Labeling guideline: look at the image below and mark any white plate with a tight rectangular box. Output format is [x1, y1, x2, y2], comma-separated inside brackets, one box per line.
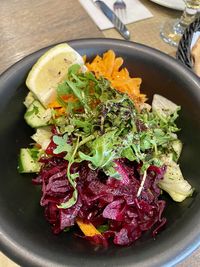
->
[150, 0, 185, 11]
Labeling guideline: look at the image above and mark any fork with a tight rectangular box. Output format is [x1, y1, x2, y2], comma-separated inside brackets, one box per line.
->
[113, 0, 126, 21]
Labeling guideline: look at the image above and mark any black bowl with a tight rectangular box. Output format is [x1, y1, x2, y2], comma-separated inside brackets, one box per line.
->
[0, 38, 200, 267]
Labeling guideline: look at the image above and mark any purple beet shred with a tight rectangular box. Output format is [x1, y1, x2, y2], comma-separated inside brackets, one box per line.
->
[33, 156, 167, 246]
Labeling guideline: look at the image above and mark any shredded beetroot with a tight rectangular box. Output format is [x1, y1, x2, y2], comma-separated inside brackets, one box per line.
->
[33, 157, 167, 246]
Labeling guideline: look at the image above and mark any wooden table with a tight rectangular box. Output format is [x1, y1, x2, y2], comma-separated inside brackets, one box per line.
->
[0, 0, 199, 266]
[0, 0, 179, 74]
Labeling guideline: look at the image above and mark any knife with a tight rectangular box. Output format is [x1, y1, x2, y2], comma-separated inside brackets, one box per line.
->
[93, 0, 130, 40]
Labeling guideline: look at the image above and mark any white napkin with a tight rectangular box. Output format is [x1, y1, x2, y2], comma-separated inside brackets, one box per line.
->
[79, 0, 153, 30]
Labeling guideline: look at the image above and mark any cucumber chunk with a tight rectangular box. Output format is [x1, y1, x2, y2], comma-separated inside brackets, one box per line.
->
[18, 148, 41, 173]
[24, 100, 52, 128]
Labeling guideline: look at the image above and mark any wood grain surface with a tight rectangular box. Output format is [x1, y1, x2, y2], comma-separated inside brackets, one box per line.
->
[0, 0, 200, 266]
[0, 0, 103, 74]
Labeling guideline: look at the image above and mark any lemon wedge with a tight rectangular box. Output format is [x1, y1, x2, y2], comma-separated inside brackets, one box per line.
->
[26, 43, 85, 107]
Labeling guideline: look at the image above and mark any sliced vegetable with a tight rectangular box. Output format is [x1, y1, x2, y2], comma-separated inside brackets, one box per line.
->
[31, 126, 52, 150]
[76, 219, 102, 237]
[152, 94, 179, 118]
[159, 156, 193, 202]
[24, 100, 52, 128]
[171, 139, 182, 161]
[18, 148, 41, 173]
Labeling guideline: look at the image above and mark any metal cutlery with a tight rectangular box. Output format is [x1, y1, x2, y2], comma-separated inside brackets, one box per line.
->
[93, 0, 130, 40]
[113, 0, 127, 20]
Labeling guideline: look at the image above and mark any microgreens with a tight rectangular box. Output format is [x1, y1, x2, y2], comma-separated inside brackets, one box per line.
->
[52, 64, 181, 209]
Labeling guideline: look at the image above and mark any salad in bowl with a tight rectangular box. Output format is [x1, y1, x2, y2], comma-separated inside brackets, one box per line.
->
[18, 43, 193, 247]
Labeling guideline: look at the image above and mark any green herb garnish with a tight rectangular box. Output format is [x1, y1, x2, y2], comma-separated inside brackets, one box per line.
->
[52, 64, 181, 208]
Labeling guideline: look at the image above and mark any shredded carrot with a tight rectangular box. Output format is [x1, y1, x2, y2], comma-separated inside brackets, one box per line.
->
[48, 50, 146, 111]
[76, 219, 101, 237]
[34, 143, 41, 149]
[47, 94, 78, 116]
[48, 100, 62, 109]
[86, 50, 147, 105]
[62, 94, 78, 102]
[54, 107, 66, 116]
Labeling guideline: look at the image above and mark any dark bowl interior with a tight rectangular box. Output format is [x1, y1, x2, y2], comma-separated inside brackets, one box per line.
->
[0, 38, 200, 267]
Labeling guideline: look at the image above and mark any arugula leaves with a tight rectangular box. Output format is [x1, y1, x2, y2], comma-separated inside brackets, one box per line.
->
[52, 63, 181, 209]
[79, 130, 119, 169]
[53, 134, 72, 155]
